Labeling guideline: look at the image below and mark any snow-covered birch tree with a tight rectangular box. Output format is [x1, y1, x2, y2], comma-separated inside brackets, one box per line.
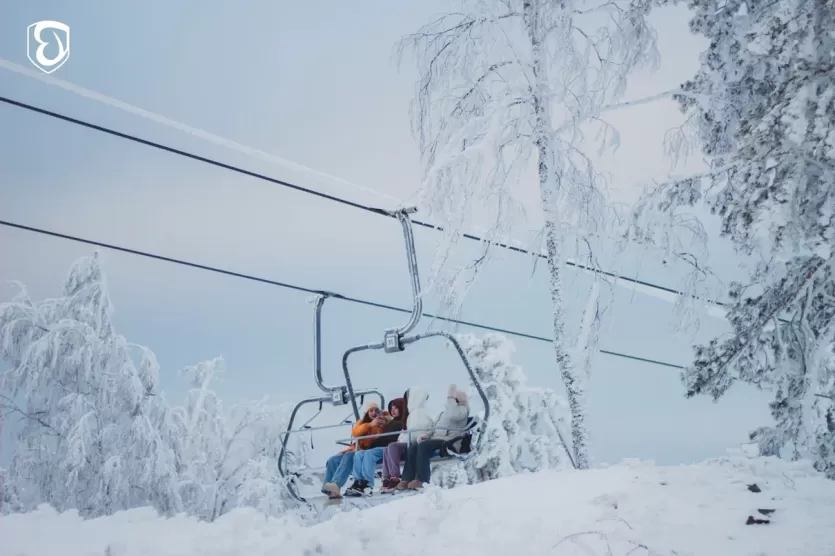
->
[0, 252, 179, 516]
[568, 280, 603, 463]
[398, 0, 659, 468]
[634, 0, 835, 476]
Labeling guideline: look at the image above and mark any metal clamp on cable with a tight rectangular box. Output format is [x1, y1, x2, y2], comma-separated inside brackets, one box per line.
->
[383, 328, 404, 353]
[329, 386, 348, 406]
[379, 206, 418, 217]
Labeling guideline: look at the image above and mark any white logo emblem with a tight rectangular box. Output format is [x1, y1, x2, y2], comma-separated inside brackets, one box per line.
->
[27, 20, 71, 74]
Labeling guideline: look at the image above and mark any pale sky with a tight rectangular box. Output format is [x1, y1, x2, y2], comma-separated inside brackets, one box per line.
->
[0, 1, 773, 468]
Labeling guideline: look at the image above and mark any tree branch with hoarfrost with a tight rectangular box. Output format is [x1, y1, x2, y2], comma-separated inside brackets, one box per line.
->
[625, 176, 728, 334]
[397, 0, 660, 469]
[636, 0, 835, 477]
[170, 357, 302, 521]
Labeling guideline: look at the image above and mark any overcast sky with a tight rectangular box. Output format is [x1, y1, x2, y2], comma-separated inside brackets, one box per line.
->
[0, 1, 772, 468]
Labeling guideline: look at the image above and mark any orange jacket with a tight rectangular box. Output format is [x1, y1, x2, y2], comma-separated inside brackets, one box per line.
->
[340, 417, 387, 453]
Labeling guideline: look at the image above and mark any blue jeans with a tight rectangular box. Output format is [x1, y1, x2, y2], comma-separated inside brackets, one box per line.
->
[401, 439, 445, 483]
[323, 451, 355, 488]
[353, 447, 385, 487]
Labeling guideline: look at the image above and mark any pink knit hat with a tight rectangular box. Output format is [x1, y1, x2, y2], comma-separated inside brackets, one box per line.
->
[448, 383, 469, 404]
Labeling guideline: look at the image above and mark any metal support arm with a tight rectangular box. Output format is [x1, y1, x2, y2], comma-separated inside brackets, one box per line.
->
[311, 294, 353, 405]
[383, 207, 423, 353]
[341, 343, 386, 420]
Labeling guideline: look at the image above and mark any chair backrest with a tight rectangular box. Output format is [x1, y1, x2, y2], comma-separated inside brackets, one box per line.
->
[458, 416, 480, 454]
[440, 415, 480, 457]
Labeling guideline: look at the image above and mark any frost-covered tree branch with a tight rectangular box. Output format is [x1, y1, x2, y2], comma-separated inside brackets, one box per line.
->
[625, 178, 729, 333]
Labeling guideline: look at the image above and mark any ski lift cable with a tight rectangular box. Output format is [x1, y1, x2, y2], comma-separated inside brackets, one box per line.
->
[0, 95, 720, 306]
[0, 57, 401, 206]
[0, 218, 686, 371]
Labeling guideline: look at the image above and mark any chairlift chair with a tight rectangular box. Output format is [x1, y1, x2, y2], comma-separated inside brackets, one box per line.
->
[339, 209, 490, 466]
[277, 207, 491, 504]
[276, 293, 386, 502]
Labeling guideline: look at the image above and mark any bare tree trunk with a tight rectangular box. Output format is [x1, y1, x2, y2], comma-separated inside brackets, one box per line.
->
[524, 0, 589, 469]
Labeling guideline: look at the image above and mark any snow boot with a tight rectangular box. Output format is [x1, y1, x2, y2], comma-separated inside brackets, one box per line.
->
[322, 482, 341, 499]
[345, 479, 371, 497]
[380, 478, 399, 494]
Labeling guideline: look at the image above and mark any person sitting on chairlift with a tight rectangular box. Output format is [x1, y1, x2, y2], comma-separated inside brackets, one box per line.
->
[396, 383, 469, 491]
[381, 386, 431, 493]
[345, 397, 407, 497]
[321, 400, 387, 500]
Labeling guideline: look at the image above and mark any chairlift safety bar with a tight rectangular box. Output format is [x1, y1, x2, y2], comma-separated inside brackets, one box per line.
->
[334, 424, 476, 444]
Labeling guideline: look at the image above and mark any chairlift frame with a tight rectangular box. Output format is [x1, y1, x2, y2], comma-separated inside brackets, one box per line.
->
[277, 207, 491, 503]
[276, 293, 385, 487]
[340, 208, 490, 445]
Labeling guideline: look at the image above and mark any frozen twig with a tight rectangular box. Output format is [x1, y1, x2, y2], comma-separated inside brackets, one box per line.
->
[553, 531, 614, 556]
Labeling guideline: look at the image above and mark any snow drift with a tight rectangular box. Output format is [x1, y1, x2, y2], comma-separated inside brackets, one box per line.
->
[3, 455, 834, 556]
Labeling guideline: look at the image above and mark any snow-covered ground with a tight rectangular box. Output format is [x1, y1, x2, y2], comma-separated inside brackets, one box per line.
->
[3, 455, 834, 556]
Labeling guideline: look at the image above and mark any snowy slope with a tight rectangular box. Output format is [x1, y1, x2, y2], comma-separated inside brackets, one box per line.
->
[3, 456, 834, 556]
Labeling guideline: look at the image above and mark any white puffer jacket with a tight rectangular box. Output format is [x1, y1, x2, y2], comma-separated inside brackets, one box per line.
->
[428, 383, 470, 442]
[397, 386, 434, 444]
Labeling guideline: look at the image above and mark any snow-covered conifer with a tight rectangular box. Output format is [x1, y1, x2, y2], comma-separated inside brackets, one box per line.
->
[635, 0, 835, 475]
